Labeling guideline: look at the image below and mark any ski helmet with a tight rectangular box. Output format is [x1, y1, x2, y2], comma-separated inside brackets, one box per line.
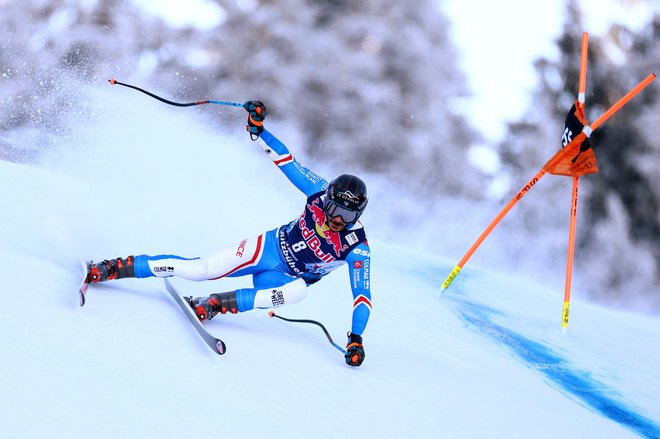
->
[323, 174, 368, 225]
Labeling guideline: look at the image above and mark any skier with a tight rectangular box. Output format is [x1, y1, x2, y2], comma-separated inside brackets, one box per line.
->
[83, 101, 371, 367]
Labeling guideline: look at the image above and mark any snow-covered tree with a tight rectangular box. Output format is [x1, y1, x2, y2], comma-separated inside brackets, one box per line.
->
[169, 0, 486, 197]
[498, 0, 660, 311]
[1, 0, 485, 197]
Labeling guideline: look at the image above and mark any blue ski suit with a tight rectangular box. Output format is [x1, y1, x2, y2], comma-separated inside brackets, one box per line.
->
[132, 129, 372, 336]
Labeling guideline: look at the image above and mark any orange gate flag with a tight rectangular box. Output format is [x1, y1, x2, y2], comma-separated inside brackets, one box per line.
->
[542, 72, 656, 178]
[441, 72, 655, 292]
[545, 102, 599, 177]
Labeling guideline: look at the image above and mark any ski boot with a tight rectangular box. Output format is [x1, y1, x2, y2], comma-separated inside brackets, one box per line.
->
[185, 291, 239, 321]
[85, 256, 136, 284]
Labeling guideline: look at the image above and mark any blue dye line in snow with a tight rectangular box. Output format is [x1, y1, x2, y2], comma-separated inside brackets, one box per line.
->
[451, 298, 660, 439]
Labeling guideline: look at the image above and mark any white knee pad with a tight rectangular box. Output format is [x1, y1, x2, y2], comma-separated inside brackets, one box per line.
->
[252, 278, 308, 309]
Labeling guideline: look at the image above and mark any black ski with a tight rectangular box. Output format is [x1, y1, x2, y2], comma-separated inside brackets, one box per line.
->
[164, 278, 226, 355]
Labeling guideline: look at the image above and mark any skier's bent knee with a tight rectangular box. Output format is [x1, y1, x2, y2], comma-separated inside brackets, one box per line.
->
[253, 278, 307, 309]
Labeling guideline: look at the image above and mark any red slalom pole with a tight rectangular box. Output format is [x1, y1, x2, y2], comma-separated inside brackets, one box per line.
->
[442, 68, 656, 292]
[562, 32, 589, 329]
[441, 168, 546, 290]
[589, 73, 656, 132]
[562, 176, 579, 328]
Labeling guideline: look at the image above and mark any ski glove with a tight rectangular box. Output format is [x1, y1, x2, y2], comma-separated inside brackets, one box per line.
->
[345, 333, 365, 367]
[244, 100, 267, 140]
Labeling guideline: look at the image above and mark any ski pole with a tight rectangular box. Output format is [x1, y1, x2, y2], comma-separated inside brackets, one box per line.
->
[108, 79, 244, 108]
[268, 311, 346, 354]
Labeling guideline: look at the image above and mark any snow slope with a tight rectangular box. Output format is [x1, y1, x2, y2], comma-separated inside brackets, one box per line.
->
[1, 85, 659, 438]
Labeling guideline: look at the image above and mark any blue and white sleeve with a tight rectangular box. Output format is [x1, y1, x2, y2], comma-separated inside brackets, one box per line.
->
[258, 129, 328, 196]
[345, 242, 372, 336]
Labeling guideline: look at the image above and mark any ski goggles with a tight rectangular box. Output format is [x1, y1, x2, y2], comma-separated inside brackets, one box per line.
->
[323, 199, 361, 224]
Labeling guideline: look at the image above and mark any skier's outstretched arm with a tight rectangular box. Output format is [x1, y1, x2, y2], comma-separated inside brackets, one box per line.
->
[244, 101, 327, 196]
[344, 241, 371, 367]
[257, 128, 328, 196]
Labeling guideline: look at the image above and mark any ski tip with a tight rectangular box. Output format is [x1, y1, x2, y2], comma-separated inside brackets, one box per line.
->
[216, 340, 226, 355]
[79, 281, 89, 307]
[79, 260, 90, 307]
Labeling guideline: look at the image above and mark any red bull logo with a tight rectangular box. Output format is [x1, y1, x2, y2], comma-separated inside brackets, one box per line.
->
[306, 198, 348, 256]
[298, 217, 334, 263]
[307, 198, 326, 226]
